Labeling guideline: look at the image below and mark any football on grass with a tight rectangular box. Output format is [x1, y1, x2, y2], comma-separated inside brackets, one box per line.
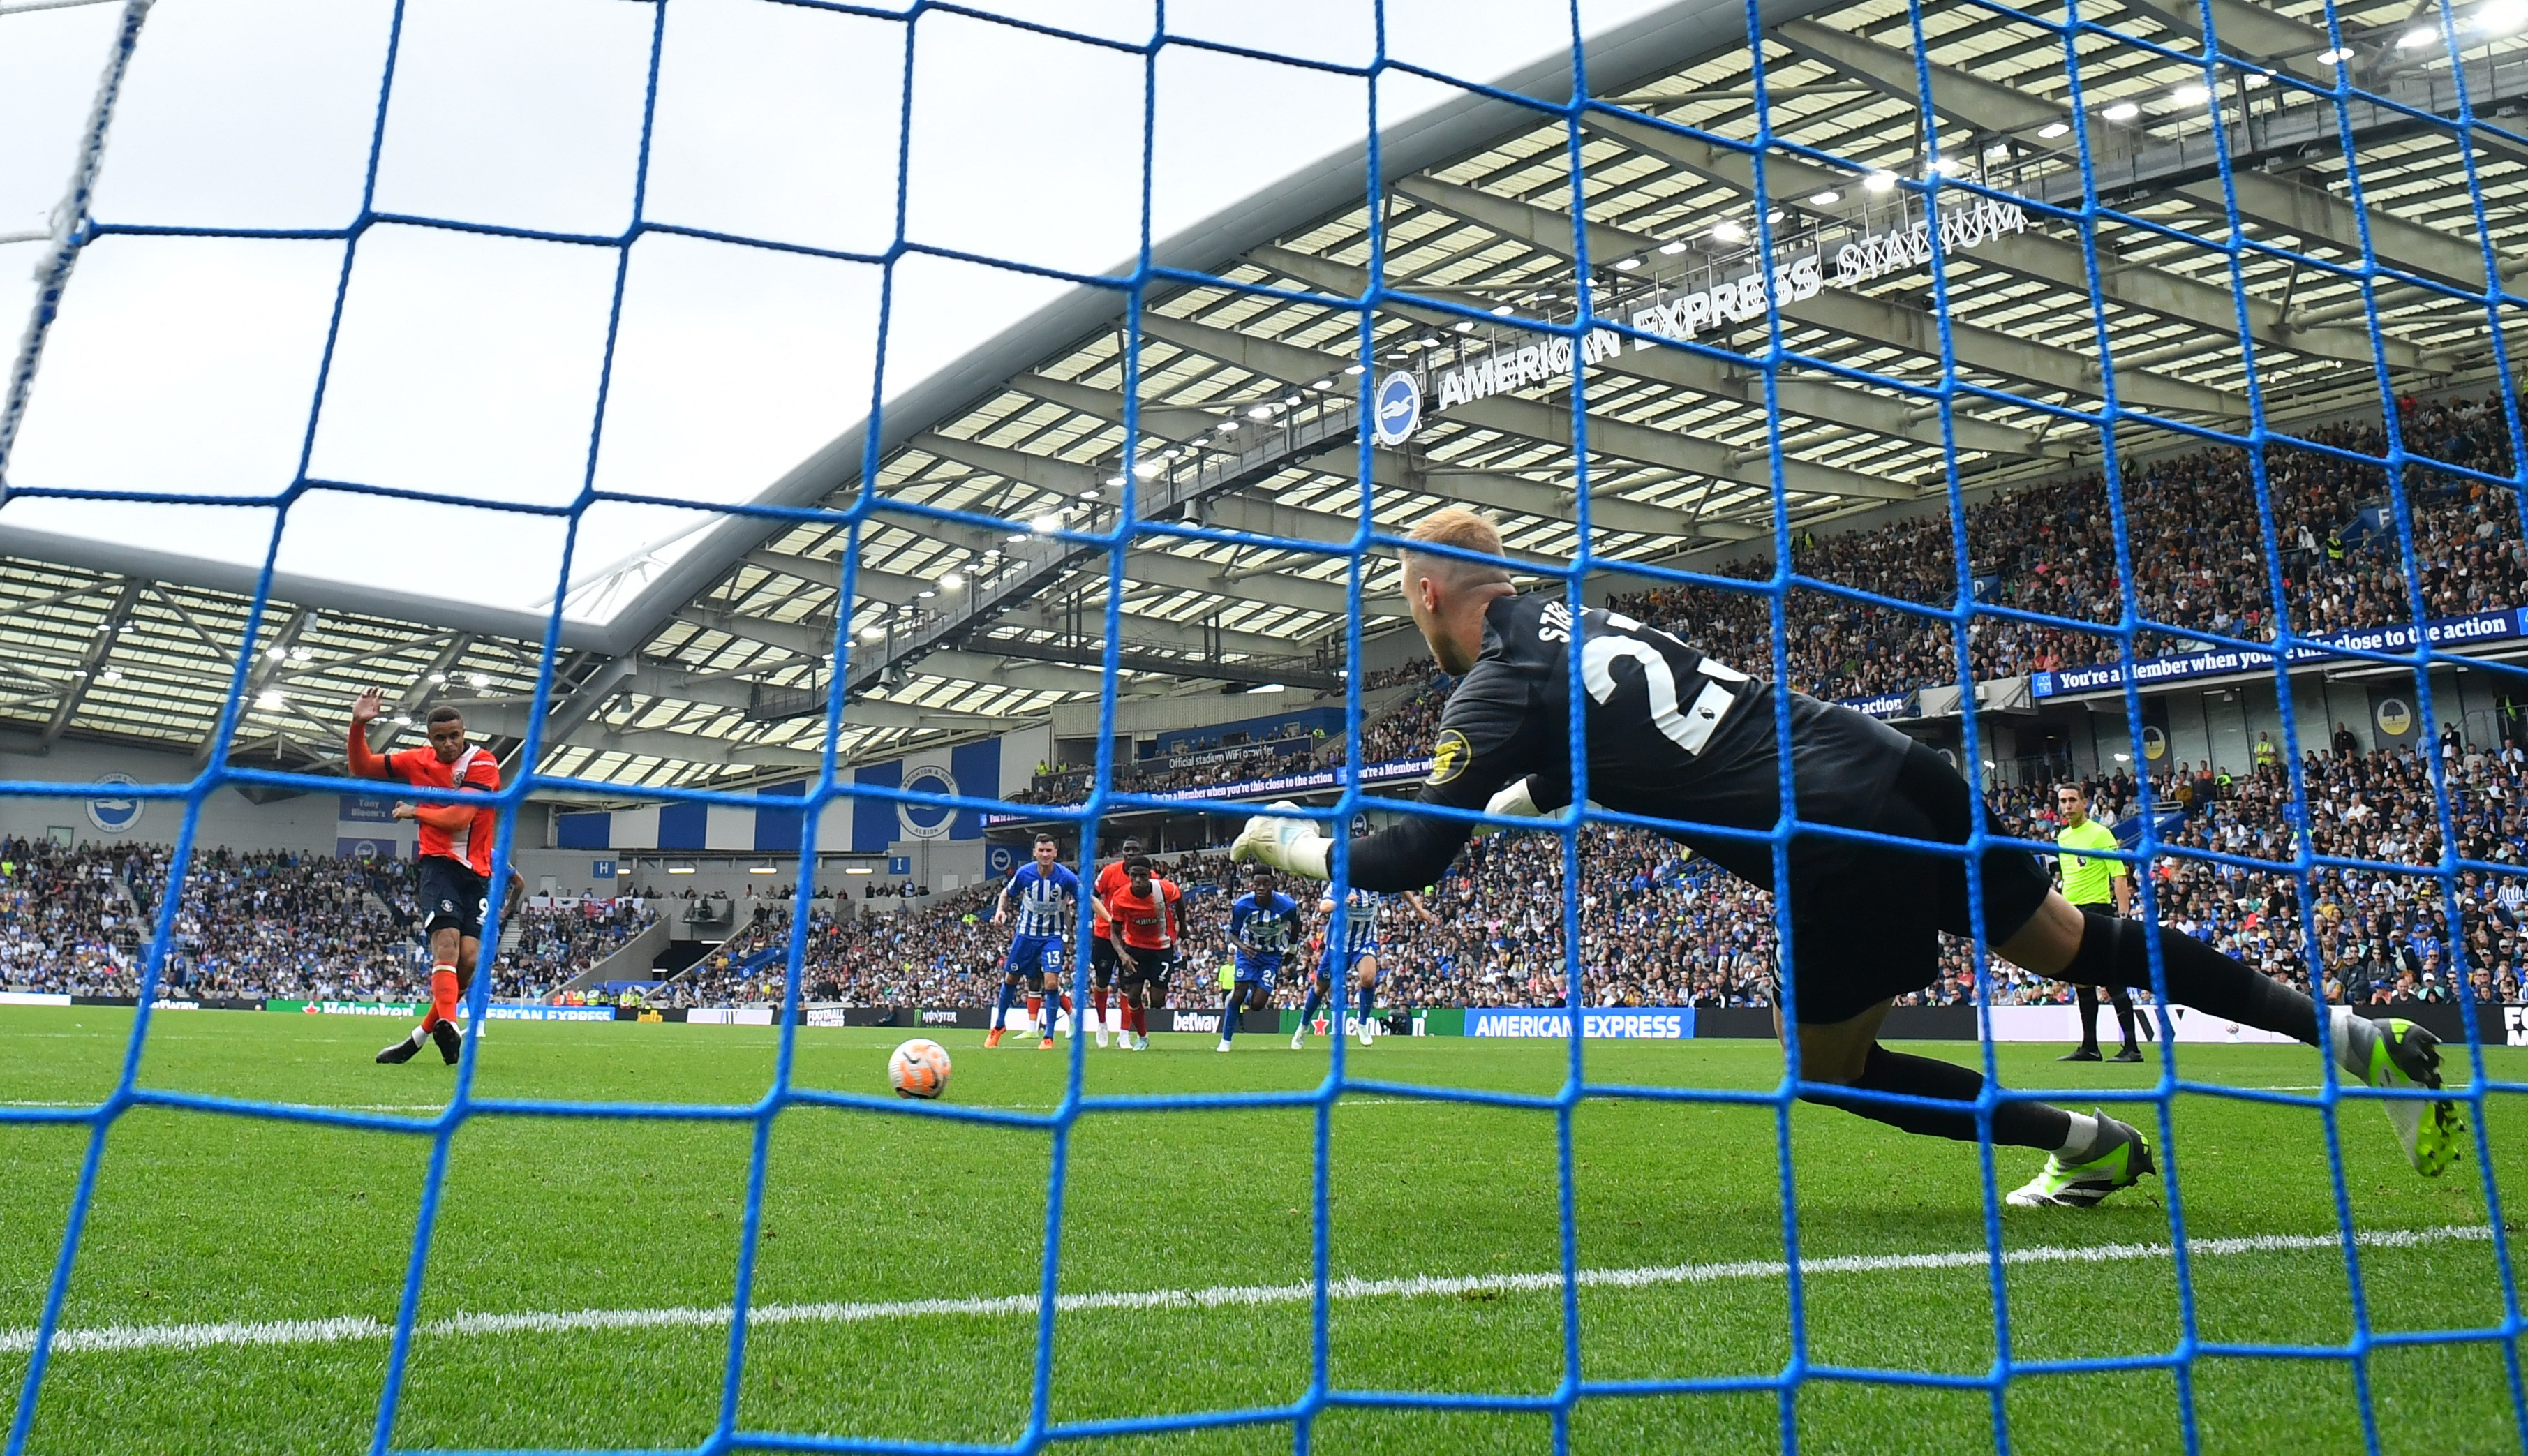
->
[888, 1038, 951, 1099]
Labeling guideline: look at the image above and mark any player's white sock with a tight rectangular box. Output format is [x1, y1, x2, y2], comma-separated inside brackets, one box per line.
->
[2327, 1004, 2370, 1080]
[2052, 1110, 2102, 1160]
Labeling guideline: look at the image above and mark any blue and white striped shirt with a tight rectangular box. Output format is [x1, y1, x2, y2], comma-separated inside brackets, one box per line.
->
[1327, 886, 1381, 954]
[1004, 861, 1079, 937]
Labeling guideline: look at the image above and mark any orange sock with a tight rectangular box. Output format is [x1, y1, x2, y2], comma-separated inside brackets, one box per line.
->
[424, 965, 459, 1031]
[1026, 994, 1042, 1029]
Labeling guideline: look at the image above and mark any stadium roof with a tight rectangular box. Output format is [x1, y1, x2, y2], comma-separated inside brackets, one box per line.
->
[3, 0, 2522, 796]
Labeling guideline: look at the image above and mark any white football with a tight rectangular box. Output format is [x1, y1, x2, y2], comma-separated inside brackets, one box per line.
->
[888, 1038, 951, 1099]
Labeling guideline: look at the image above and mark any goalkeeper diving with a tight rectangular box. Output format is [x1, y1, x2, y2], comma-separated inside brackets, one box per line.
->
[1234, 510, 2464, 1208]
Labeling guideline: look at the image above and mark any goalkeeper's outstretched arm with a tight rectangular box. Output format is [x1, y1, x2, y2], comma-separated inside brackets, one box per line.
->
[1230, 504, 1552, 891]
[1233, 673, 1551, 893]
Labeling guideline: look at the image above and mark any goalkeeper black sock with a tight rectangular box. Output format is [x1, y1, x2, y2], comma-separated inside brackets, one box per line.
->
[1801, 1045, 2074, 1151]
[2065, 909, 2319, 1046]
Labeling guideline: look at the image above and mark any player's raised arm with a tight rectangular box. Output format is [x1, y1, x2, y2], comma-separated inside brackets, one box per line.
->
[348, 689, 394, 780]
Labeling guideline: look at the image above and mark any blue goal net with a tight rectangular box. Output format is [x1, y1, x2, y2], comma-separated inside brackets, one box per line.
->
[3, 0, 2525, 1451]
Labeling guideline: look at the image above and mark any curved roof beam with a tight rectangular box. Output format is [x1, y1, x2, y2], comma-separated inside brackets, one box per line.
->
[1392, 174, 2247, 419]
[1136, 309, 1913, 501]
[1579, 110, 2414, 373]
[1776, 15, 2521, 295]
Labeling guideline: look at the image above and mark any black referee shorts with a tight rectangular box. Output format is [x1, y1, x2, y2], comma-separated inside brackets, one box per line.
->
[1775, 741, 2055, 1025]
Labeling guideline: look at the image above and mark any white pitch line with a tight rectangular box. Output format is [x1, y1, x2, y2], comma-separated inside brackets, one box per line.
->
[1, 1101, 448, 1113]
[0, 1224, 2493, 1358]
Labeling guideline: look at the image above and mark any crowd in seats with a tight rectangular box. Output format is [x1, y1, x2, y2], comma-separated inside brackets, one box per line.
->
[0, 839, 653, 1002]
[706, 726, 2527, 1016]
[1319, 673, 1456, 771]
[665, 852, 1248, 1009]
[503, 900, 656, 995]
[15, 735, 2509, 1016]
[11, 397, 2526, 1018]
[0, 837, 156, 997]
[1629, 392, 2528, 702]
[2006, 741, 2528, 1006]
[1004, 400, 2528, 821]
[1370, 829, 1777, 1010]
[1011, 727, 1323, 807]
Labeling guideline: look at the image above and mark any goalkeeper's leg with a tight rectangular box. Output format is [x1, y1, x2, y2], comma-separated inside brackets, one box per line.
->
[1790, 1001, 2152, 1209]
[2019, 897, 2464, 1175]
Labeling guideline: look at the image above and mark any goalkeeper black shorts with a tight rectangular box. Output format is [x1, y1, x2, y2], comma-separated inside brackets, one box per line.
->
[1773, 741, 2055, 1025]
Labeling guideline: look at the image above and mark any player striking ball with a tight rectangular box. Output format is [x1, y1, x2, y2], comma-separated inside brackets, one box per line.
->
[1296, 870, 1436, 1050]
[1221, 863, 1303, 1052]
[350, 691, 513, 1067]
[1106, 855, 1182, 1052]
[990, 834, 1079, 1050]
[1235, 510, 2463, 1207]
[2053, 783, 2146, 1064]
[1085, 837, 1142, 1048]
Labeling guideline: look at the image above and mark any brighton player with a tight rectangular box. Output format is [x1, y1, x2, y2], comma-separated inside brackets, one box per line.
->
[988, 834, 1078, 1050]
[350, 691, 503, 1067]
[1221, 863, 1303, 1051]
[1106, 855, 1182, 1051]
[2053, 784, 2146, 1064]
[1235, 509, 2463, 1207]
[1085, 836, 1142, 1048]
[1296, 871, 1436, 1050]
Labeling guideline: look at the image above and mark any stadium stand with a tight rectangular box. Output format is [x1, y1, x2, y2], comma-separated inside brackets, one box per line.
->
[0, 839, 653, 1004]
[664, 733, 2528, 1018]
[8, 396, 2523, 1018]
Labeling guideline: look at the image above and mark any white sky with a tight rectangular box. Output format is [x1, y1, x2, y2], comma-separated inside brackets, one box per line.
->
[0, 0, 1674, 625]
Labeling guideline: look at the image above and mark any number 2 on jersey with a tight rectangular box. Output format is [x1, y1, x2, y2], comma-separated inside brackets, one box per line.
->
[1579, 633, 1737, 757]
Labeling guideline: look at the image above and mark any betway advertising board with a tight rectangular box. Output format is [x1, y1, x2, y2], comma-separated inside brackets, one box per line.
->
[1466, 1007, 1695, 1039]
[2032, 608, 2520, 699]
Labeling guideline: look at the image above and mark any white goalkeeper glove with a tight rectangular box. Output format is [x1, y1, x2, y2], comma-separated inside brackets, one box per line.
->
[1477, 776, 1599, 834]
[1230, 800, 1332, 881]
[1484, 777, 1543, 826]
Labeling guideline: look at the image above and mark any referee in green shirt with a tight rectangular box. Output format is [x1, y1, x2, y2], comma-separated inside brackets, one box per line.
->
[2054, 784, 2144, 1062]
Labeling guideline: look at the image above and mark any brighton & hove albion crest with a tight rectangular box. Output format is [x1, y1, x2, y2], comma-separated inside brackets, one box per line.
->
[898, 764, 960, 840]
[87, 773, 142, 835]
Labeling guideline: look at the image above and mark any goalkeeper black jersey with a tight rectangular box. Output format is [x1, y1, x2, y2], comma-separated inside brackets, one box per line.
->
[1348, 592, 1916, 894]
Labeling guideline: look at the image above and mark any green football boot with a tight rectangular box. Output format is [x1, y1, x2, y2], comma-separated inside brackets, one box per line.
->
[2334, 1011, 2467, 1178]
[2007, 1111, 2155, 1208]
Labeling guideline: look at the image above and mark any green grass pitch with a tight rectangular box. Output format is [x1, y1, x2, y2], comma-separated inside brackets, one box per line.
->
[1, 1006, 2522, 1455]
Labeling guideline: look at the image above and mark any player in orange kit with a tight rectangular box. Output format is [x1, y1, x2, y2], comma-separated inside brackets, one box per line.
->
[350, 689, 513, 1065]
